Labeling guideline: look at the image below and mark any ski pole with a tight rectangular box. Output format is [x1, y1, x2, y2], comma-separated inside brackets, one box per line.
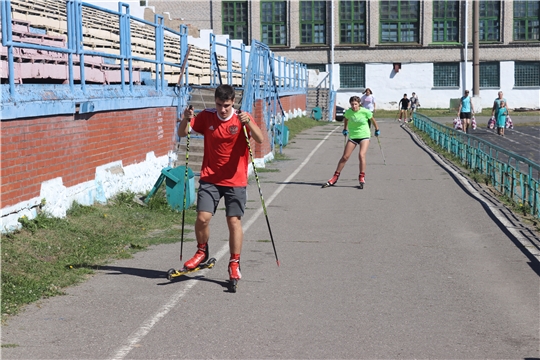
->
[242, 121, 280, 267]
[376, 135, 386, 165]
[179, 105, 192, 261]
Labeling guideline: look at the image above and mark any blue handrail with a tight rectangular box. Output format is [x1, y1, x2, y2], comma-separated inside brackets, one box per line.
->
[414, 113, 540, 218]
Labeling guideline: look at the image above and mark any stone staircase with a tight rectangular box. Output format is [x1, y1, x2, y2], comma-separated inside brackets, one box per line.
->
[307, 87, 331, 121]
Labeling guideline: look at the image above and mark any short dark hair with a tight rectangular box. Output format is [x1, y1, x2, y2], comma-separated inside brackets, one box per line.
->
[215, 84, 236, 101]
[349, 95, 361, 104]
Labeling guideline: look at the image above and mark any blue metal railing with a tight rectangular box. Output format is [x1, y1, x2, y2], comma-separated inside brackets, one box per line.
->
[413, 113, 540, 219]
[2, 0, 307, 118]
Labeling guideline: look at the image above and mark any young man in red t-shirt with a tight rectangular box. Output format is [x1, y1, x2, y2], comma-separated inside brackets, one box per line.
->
[177, 84, 264, 286]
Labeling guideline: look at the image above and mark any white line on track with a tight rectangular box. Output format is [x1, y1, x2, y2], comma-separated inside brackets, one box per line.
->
[110, 126, 341, 360]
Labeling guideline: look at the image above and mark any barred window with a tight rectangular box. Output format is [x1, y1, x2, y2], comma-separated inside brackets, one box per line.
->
[380, 1, 420, 43]
[433, 0, 459, 43]
[300, 1, 327, 44]
[340, 1, 367, 44]
[515, 61, 540, 86]
[223, 1, 249, 44]
[261, 1, 287, 46]
[433, 62, 459, 87]
[340, 64, 365, 88]
[479, 62, 500, 88]
[479, 1, 500, 42]
[307, 64, 326, 72]
[513, 1, 540, 41]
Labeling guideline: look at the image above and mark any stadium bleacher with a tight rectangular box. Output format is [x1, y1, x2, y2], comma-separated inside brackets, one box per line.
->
[5, 0, 241, 85]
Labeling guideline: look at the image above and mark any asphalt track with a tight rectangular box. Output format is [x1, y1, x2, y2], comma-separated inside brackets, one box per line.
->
[2, 119, 540, 359]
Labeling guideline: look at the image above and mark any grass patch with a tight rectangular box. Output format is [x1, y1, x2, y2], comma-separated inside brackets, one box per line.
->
[285, 116, 328, 141]
[1, 186, 195, 323]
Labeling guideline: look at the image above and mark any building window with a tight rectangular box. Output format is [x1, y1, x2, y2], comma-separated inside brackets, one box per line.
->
[432, 0, 459, 43]
[380, 1, 420, 43]
[433, 62, 459, 87]
[300, 1, 327, 44]
[340, 64, 365, 88]
[479, 62, 500, 88]
[261, 1, 287, 46]
[307, 64, 326, 72]
[515, 61, 540, 86]
[513, 1, 540, 41]
[479, 1, 500, 42]
[223, 1, 248, 44]
[339, 1, 367, 44]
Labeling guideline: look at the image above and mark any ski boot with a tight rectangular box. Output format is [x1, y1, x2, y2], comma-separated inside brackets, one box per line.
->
[167, 243, 216, 281]
[228, 254, 241, 293]
[184, 242, 209, 270]
[322, 171, 340, 188]
[358, 172, 365, 189]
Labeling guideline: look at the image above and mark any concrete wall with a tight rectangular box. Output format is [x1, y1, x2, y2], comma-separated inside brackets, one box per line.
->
[330, 61, 540, 110]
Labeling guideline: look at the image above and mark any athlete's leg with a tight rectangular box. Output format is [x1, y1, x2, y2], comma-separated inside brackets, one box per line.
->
[335, 140, 357, 173]
[358, 139, 370, 174]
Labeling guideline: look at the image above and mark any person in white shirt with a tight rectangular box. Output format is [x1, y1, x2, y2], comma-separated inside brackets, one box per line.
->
[360, 88, 376, 112]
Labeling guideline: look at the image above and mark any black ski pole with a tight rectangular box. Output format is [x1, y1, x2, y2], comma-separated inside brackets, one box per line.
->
[179, 105, 192, 261]
[241, 115, 280, 267]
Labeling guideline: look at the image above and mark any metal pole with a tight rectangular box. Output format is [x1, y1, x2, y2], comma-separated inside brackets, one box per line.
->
[473, 0, 480, 96]
[464, 0, 468, 92]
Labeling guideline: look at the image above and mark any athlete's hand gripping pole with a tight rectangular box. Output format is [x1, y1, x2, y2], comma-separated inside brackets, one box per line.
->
[239, 110, 280, 267]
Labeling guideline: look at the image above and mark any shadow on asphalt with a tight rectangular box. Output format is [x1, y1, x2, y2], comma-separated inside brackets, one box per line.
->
[96, 264, 232, 290]
[277, 181, 360, 188]
[96, 265, 167, 279]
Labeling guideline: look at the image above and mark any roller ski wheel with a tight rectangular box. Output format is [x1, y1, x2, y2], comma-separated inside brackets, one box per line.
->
[167, 258, 217, 281]
[321, 181, 333, 188]
[229, 279, 238, 293]
[358, 183, 364, 189]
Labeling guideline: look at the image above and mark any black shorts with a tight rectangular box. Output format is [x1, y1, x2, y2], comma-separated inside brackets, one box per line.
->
[197, 181, 247, 217]
[349, 137, 370, 145]
[460, 112, 472, 119]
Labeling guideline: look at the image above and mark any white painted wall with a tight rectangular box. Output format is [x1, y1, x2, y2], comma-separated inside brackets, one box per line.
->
[335, 62, 540, 111]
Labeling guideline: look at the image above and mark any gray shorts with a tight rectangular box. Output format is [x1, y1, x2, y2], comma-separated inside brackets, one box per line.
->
[197, 181, 247, 217]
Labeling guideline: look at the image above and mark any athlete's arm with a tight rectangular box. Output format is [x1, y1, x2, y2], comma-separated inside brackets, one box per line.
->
[178, 105, 194, 137]
[238, 111, 264, 144]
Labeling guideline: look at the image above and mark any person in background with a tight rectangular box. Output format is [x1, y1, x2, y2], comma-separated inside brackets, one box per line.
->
[496, 100, 508, 136]
[409, 92, 419, 121]
[457, 90, 475, 133]
[398, 94, 410, 123]
[177, 84, 264, 288]
[360, 88, 376, 113]
[492, 92, 508, 136]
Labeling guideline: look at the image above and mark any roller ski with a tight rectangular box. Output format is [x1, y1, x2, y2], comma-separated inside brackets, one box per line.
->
[322, 171, 340, 188]
[228, 255, 241, 293]
[358, 172, 365, 189]
[167, 258, 216, 280]
[168, 243, 215, 281]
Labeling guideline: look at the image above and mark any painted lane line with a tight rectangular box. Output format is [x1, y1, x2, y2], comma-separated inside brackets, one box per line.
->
[110, 125, 341, 360]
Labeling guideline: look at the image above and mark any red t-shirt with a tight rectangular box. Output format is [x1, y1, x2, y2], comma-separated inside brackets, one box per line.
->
[190, 109, 252, 187]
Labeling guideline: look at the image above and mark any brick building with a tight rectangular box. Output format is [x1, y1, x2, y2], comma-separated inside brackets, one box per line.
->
[143, 0, 540, 110]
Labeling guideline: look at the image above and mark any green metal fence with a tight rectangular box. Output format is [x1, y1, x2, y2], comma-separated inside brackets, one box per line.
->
[413, 113, 540, 219]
